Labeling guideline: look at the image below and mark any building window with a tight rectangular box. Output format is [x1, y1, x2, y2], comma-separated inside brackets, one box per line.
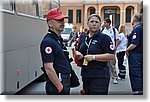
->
[68, 10, 73, 23]
[76, 9, 81, 23]
[90, 8, 95, 15]
[126, 7, 131, 23]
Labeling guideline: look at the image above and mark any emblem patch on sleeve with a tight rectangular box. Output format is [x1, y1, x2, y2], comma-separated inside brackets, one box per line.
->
[45, 47, 52, 54]
[132, 35, 136, 39]
[110, 43, 114, 50]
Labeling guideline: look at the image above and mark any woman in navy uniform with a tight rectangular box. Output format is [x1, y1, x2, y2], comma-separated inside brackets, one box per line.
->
[126, 13, 143, 95]
[40, 8, 71, 95]
[75, 14, 115, 95]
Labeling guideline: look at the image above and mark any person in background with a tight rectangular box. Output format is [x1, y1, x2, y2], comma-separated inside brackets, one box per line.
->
[126, 13, 143, 95]
[83, 27, 89, 33]
[100, 22, 105, 31]
[116, 25, 127, 80]
[102, 18, 120, 84]
[74, 26, 85, 48]
[73, 26, 89, 67]
[75, 14, 115, 95]
[68, 25, 78, 47]
[40, 8, 71, 95]
[74, 26, 89, 49]
[79, 26, 84, 36]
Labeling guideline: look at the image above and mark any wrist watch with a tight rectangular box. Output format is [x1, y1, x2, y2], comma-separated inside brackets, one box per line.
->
[92, 55, 96, 60]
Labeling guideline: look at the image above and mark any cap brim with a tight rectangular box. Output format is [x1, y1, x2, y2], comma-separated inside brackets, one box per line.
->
[54, 15, 69, 20]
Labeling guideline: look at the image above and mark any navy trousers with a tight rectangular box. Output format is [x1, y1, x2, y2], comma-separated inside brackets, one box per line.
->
[82, 77, 110, 95]
[128, 52, 143, 94]
[45, 74, 70, 95]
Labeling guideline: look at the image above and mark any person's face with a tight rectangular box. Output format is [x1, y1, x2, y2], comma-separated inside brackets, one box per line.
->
[88, 16, 101, 33]
[131, 17, 136, 26]
[48, 18, 65, 32]
[103, 21, 109, 27]
[72, 26, 77, 32]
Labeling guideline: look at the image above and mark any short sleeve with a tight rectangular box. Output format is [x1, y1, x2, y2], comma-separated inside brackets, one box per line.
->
[40, 40, 56, 63]
[101, 34, 114, 54]
[131, 28, 141, 46]
[118, 33, 124, 41]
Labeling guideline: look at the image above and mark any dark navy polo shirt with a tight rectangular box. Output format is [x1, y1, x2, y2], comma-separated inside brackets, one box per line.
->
[77, 31, 114, 78]
[127, 23, 143, 53]
[40, 30, 71, 74]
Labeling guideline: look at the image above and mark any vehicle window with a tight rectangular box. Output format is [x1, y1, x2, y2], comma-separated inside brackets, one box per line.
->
[62, 28, 72, 34]
[0, 0, 13, 11]
[16, 0, 36, 16]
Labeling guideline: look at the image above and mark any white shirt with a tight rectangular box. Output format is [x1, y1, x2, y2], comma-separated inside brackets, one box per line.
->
[116, 32, 127, 53]
[102, 27, 119, 48]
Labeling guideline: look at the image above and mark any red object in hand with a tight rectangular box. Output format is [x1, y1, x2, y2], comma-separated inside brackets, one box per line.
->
[74, 56, 81, 67]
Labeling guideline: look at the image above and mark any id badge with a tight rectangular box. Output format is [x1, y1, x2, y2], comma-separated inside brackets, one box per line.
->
[83, 59, 88, 66]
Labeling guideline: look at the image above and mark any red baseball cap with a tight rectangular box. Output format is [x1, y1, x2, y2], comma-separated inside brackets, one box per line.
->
[46, 8, 68, 22]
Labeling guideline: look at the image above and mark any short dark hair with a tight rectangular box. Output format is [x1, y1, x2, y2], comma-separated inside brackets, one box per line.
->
[133, 13, 143, 22]
[88, 14, 101, 22]
[104, 18, 111, 24]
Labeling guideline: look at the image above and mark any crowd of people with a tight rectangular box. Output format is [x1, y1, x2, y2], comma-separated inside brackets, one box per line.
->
[40, 8, 143, 95]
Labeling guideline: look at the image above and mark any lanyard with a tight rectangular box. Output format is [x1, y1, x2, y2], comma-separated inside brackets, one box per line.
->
[48, 32, 66, 50]
[85, 36, 92, 55]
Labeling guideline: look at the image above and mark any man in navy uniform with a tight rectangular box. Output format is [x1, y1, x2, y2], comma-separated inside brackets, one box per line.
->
[40, 8, 71, 95]
[126, 13, 143, 95]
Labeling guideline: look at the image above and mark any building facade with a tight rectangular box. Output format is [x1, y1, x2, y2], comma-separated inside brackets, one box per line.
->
[60, 0, 143, 32]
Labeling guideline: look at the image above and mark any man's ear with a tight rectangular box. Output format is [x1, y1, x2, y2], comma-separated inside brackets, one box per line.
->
[47, 20, 52, 27]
